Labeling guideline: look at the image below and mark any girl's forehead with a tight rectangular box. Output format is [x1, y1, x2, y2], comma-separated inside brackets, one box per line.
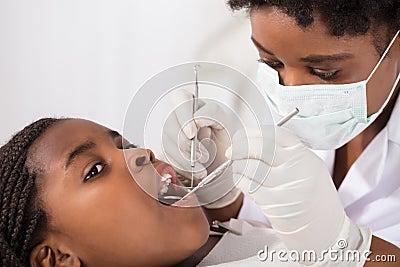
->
[27, 119, 110, 169]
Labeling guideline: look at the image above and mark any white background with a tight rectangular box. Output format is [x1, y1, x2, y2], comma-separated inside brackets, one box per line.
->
[0, 0, 258, 144]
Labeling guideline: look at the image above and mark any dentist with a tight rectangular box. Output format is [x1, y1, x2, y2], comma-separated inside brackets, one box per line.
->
[164, 0, 400, 266]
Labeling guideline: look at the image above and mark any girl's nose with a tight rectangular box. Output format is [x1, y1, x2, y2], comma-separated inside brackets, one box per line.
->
[125, 148, 156, 173]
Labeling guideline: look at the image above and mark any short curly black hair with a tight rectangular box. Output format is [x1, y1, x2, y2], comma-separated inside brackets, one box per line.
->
[227, 0, 400, 54]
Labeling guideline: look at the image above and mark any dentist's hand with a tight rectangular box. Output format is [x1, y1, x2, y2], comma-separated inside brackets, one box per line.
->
[227, 125, 372, 266]
[162, 90, 241, 208]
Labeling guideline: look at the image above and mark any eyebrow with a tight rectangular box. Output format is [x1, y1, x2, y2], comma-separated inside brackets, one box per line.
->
[64, 130, 122, 169]
[251, 36, 274, 55]
[251, 36, 354, 63]
[108, 130, 121, 138]
[299, 53, 354, 63]
[65, 141, 96, 169]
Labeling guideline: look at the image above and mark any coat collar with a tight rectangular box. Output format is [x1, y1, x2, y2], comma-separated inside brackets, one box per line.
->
[387, 94, 400, 145]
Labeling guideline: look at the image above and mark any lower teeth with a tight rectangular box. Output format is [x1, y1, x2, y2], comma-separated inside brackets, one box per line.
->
[159, 174, 172, 196]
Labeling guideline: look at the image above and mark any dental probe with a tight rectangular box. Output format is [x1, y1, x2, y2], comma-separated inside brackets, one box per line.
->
[276, 107, 299, 126]
[179, 108, 300, 201]
[180, 159, 232, 201]
[190, 65, 200, 187]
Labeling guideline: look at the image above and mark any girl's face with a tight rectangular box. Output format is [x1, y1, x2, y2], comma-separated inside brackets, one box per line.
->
[251, 6, 400, 115]
[29, 119, 209, 266]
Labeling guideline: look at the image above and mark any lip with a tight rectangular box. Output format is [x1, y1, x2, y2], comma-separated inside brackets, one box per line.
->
[172, 193, 199, 207]
[153, 161, 177, 184]
[153, 161, 196, 206]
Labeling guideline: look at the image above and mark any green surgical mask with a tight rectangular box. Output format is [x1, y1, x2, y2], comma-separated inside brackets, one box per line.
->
[257, 30, 400, 150]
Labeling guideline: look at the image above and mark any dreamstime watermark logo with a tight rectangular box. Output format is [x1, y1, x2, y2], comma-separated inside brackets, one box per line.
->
[257, 239, 372, 263]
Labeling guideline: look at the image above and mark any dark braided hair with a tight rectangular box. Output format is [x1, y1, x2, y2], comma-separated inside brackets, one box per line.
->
[0, 118, 62, 266]
[227, 0, 400, 54]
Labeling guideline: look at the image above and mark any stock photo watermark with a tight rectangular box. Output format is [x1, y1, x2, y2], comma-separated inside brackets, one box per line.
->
[257, 239, 397, 264]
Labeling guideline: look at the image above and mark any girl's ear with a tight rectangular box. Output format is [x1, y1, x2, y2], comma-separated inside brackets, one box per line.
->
[30, 243, 81, 267]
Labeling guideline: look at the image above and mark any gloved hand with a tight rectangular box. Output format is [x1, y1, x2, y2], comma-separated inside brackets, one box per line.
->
[227, 125, 372, 266]
[162, 90, 241, 208]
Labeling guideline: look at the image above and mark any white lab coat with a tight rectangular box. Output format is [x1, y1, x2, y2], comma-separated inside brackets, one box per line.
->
[197, 96, 400, 266]
[316, 94, 400, 247]
[241, 97, 400, 247]
[237, 95, 400, 248]
[197, 218, 301, 266]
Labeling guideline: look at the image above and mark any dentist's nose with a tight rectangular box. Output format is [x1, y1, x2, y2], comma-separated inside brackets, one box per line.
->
[280, 71, 302, 86]
[279, 68, 310, 86]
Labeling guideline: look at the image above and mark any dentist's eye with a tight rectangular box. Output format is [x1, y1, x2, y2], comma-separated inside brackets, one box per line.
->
[85, 163, 105, 181]
[258, 58, 283, 69]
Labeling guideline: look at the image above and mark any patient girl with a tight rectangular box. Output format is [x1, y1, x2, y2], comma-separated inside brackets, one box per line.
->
[0, 118, 244, 266]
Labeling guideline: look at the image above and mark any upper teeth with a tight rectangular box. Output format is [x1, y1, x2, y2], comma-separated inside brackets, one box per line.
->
[159, 174, 172, 195]
[161, 174, 172, 182]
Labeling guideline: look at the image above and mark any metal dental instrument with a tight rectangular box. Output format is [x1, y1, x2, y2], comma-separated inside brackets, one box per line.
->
[190, 65, 200, 187]
[159, 195, 182, 200]
[180, 158, 232, 201]
[179, 107, 300, 201]
[276, 107, 299, 126]
[211, 220, 242, 235]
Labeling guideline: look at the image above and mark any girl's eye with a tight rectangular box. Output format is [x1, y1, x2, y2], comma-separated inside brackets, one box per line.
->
[85, 163, 105, 181]
[123, 143, 137, 149]
[310, 68, 340, 81]
[117, 142, 137, 150]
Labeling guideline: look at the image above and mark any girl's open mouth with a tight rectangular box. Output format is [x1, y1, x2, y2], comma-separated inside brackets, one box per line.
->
[154, 162, 192, 205]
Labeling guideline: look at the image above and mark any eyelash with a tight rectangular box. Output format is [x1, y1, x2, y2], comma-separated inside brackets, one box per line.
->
[83, 140, 137, 181]
[309, 68, 339, 80]
[85, 162, 106, 181]
[258, 59, 339, 81]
